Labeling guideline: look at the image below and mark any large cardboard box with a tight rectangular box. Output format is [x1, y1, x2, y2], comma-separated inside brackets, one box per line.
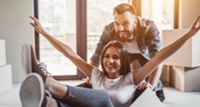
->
[0, 40, 6, 66]
[162, 29, 200, 67]
[170, 66, 200, 92]
[160, 65, 170, 86]
[0, 65, 12, 94]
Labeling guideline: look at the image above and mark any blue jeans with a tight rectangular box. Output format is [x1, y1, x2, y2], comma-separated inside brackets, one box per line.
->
[57, 86, 113, 107]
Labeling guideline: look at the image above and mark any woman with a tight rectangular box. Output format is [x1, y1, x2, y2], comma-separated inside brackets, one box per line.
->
[20, 15, 200, 107]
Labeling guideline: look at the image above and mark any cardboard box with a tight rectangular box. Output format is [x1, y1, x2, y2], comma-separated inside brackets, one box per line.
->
[162, 29, 200, 67]
[170, 66, 200, 92]
[0, 65, 12, 94]
[130, 88, 164, 107]
[0, 40, 6, 66]
[160, 65, 170, 86]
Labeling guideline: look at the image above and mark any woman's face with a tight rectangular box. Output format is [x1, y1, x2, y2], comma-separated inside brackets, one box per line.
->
[103, 46, 121, 79]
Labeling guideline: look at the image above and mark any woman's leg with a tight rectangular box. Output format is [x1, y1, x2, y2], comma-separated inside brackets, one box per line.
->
[20, 73, 59, 107]
[45, 77, 68, 99]
[45, 77, 113, 107]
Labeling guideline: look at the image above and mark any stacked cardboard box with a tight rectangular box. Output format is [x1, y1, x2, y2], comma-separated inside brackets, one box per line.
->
[162, 29, 200, 91]
[170, 66, 200, 91]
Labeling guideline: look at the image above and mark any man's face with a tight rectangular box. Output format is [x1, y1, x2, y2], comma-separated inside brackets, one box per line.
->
[114, 11, 136, 42]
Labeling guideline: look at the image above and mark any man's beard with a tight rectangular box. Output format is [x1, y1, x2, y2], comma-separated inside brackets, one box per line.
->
[116, 30, 134, 42]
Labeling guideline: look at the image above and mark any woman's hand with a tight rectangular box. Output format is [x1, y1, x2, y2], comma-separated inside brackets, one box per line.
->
[188, 14, 200, 36]
[30, 16, 46, 35]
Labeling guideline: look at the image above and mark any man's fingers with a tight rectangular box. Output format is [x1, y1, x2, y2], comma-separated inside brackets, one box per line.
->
[138, 82, 153, 90]
[138, 82, 146, 90]
[146, 83, 153, 89]
[142, 83, 148, 89]
[137, 85, 142, 90]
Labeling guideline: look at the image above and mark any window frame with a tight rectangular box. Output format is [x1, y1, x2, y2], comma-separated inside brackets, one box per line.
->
[132, 0, 178, 28]
[34, 0, 86, 80]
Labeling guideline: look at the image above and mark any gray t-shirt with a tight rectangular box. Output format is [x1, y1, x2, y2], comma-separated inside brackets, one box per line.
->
[91, 68, 136, 107]
[120, 39, 141, 54]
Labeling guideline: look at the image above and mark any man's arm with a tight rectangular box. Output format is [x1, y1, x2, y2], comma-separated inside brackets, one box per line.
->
[146, 21, 162, 89]
[148, 64, 163, 88]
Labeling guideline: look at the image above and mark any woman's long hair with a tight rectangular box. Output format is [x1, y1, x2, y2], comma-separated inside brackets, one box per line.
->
[100, 40, 131, 75]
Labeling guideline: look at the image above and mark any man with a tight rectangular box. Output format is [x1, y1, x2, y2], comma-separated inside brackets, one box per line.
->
[85, 3, 165, 102]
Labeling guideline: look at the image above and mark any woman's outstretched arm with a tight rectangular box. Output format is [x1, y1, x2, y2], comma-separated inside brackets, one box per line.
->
[133, 15, 200, 85]
[30, 16, 94, 79]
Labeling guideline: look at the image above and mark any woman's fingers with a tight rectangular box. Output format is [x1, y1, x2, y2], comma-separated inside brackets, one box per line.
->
[30, 16, 39, 23]
[196, 15, 200, 29]
[192, 14, 200, 30]
[29, 16, 44, 34]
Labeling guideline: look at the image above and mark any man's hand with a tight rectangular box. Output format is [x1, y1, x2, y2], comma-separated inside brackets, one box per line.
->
[137, 80, 153, 90]
[130, 60, 153, 90]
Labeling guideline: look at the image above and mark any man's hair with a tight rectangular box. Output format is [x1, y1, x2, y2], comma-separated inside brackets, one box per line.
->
[113, 3, 136, 15]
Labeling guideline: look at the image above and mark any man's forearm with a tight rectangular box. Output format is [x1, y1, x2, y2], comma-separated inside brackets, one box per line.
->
[148, 63, 163, 88]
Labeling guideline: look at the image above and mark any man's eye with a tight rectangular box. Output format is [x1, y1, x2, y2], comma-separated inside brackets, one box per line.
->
[123, 23, 129, 26]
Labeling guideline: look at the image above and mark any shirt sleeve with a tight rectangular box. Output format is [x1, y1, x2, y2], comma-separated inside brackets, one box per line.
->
[146, 21, 162, 58]
[91, 67, 104, 88]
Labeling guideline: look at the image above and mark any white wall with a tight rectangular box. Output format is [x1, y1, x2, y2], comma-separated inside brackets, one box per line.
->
[0, 0, 34, 82]
[179, 0, 200, 28]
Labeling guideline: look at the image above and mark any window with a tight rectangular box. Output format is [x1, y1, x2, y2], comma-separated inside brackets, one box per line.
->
[35, 0, 85, 79]
[35, 0, 174, 80]
[141, 0, 174, 31]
